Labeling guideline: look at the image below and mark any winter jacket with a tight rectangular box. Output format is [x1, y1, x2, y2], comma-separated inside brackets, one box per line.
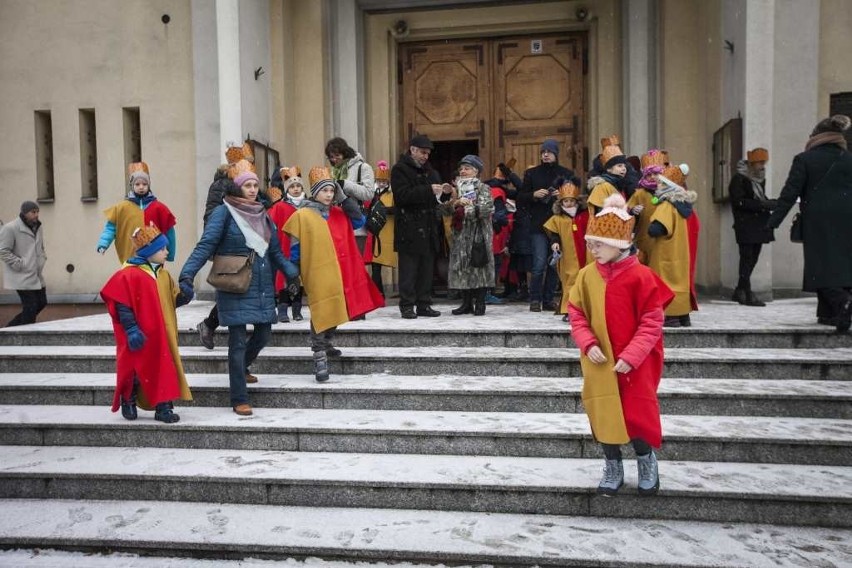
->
[0, 216, 46, 290]
[391, 153, 442, 255]
[767, 142, 852, 291]
[729, 170, 775, 244]
[203, 171, 236, 226]
[516, 161, 573, 233]
[440, 180, 495, 289]
[179, 204, 298, 327]
[334, 152, 375, 237]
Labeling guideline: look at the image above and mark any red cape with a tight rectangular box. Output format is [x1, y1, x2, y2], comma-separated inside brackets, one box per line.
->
[100, 265, 181, 412]
[687, 212, 700, 310]
[328, 207, 385, 319]
[572, 210, 589, 267]
[143, 200, 177, 234]
[268, 201, 298, 292]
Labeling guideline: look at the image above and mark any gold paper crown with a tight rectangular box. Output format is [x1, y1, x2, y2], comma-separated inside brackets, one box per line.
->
[131, 223, 162, 251]
[127, 162, 149, 176]
[640, 149, 667, 169]
[280, 165, 302, 179]
[267, 186, 283, 203]
[227, 159, 257, 180]
[662, 164, 687, 187]
[309, 166, 332, 188]
[600, 135, 620, 150]
[225, 142, 255, 165]
[557, 179, 581, 200]
[375, 161, 390, 182]
[601, 145, 625, 165]
[747, 148, 769, 163]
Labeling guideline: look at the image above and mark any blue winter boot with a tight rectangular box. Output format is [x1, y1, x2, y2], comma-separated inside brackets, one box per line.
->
[597, 458, 624, 496]
[120, 378, 138, 421]
[637, 450, 660, 496]
[154, 402, 180, 424]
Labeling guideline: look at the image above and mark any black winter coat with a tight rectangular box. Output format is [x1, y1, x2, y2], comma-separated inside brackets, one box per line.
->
[391, 153, 442, 255]
[767, 143, 852, 291]
[203, 171, 235, 226]
[729, 173, 774, 244]
[516, 161, 573, 234]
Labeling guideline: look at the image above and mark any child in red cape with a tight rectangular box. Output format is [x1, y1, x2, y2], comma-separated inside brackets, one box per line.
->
[100, 224, 193, 423]
[543, 176, 588, 320]
[567, 193, 673, 496]
[268, 166, 306, 322]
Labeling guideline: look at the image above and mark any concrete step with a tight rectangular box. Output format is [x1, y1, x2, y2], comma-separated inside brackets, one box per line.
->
[2, 325, 851, 349]
[0, 373, 848, 417]
[2, 405, 849, 464]
[2, 499, 849, 567]
[1, 446, 849, 527]
[1, 345, 851, 379]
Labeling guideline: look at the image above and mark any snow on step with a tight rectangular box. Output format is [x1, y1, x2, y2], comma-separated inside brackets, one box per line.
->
[0, 499, 849, 567]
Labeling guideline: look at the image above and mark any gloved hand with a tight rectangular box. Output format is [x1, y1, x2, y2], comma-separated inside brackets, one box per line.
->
[126, 325, 146, 352]
[179, 279, 194, 302]
[286, 275, 302, 297]
[340, 196, 363, 220]
[498, 162, 512, 178]
[334, 181, 347, 204]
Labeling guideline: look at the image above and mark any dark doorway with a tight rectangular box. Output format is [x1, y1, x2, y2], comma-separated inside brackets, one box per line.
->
[431, 139, 479, 183]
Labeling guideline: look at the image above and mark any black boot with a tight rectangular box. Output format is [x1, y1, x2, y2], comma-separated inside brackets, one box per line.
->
[452, 290, 473, 315]
[291, 299, 304, 321]
[731, 288, 747, 305]
[154, 402, 180, 423]
[120, 378, 138, 421]
[473, 288, 486, 316]
[744, 291, 766, 307]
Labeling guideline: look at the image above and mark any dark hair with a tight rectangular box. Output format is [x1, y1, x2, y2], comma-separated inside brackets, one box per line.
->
[325, 137, 356, 160]
[223, 178, 242, 197]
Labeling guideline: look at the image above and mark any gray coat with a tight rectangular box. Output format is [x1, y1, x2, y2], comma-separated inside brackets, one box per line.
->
[0, 216, 46, 290]
[442, 181, 494, 290]
[335, 152, 375, 237]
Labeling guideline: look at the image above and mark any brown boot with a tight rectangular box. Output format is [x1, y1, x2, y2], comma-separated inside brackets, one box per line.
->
[233, 403, 253, 416]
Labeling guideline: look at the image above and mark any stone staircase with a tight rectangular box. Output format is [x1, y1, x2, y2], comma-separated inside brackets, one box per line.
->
[0, 299, 850, 567]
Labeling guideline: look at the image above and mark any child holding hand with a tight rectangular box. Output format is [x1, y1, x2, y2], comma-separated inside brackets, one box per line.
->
[567, 193, 673, 496]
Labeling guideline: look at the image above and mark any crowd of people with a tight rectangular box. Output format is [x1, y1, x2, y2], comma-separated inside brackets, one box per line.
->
[1, 115, 850, 494]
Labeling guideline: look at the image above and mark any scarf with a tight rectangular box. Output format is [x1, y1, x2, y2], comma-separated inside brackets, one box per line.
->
[736, 159, 768, 203]
[600, 172, 625, 190]
[638, 165, 664, 190]
[303, 199, 331, 218]
[127, 191, 156, 207]
[223, 195, 271, 256]
[805, 131, 848, 152]
[331, 160, 349, 181]
[287, 193, 305, 207]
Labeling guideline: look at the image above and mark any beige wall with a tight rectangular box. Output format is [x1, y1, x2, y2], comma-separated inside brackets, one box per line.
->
[658, 0, 722, 289]
[363, 0, 622, 165]
[0, 0, 196, 299]
[819, 0, 852, 116]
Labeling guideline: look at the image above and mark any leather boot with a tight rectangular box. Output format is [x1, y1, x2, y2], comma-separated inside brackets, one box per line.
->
[731, 288, 747, 305]
[291, 299, 304, 321]
[452, 290, 473, 315]
[473, 288, 486, 316]
[744, 291, 766, 307]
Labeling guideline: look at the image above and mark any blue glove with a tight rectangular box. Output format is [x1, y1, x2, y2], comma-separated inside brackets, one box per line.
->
[179, 279, 194, 302]
[126, 326, 146, 352]
[286, 275, 302, 297]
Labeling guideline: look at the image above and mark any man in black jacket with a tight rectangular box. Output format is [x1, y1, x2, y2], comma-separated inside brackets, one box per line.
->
[516, 139, 573, 312]
[391, 134, 445, 319]
[729, 148, 776, 306]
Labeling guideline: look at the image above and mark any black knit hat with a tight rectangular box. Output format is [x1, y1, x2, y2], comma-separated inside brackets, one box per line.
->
[20, 201, 39, 215]
[811, 114, 851, 136]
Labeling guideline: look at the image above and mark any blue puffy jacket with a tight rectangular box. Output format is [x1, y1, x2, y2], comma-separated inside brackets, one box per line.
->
[180, 204, 298, 327]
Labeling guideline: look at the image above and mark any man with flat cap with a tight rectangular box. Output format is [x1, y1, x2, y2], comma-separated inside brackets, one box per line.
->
[391, 134, 447, 319]
[0, 201, 48, 326]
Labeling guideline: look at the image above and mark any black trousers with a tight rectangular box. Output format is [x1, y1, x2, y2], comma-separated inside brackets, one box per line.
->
[737, 243, 763, 290]
[398, 250, 434, 310]
[601, 438, 652, 460]
[7, 287, 47, 327]
[817, 288, 851, 321]
[371, 264, 385, 297]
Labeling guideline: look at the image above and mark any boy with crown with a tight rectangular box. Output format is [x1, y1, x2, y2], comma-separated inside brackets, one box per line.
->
[542, 176, 588, 319]
[567, 193, 673, 497]
[97, 162, 177, 264]
[283, 167, 385, 382]
[100, 224, 193, 423]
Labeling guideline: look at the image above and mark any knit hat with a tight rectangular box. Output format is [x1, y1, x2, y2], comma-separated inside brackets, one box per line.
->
[556, 177, 582, 201]
[308, 166, 336, 198]
[601, 145, 628, 170]
[409, 134, 434, 150]
[375, 160, 390, 182]
[600, 135, 620, 150]
[20, 201, 39, 215]
[811, 115, 851, 136]
[640, 149, 667, 171]
[281, 166, 304, 193]
[129, 171, 150, 187]
[747, 148, 769, 163]
[132, 223, 169, 259]
[229, 159, 258, 188]
[585, 194, 635, 250]
[540, 139, 560, 156]
[459, 154, 484, 173]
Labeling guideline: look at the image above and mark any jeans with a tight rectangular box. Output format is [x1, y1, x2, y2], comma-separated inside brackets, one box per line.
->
[529, 232, 557, 304]
[7, 288, 47, 327]
[227, 323, 272, 406]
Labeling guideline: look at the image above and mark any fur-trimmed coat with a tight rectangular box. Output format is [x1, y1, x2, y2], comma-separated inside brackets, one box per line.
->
[440, 180, 495, 290]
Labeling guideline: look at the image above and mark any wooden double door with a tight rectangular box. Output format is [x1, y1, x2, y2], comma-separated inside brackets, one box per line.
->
[399, 33, 586, 181]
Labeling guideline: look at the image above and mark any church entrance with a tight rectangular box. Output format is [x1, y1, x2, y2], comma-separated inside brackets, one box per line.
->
[399, 32, 587, 181]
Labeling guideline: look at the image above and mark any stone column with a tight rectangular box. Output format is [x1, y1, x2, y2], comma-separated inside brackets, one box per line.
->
[216, 0, 242, 152]
[329, 0, 365, 151]
[622, 0, 658, 154]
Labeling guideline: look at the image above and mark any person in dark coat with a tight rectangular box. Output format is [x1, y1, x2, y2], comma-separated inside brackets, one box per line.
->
[180, 161, 300, 416]
[729, 148, 777, 306]
[515, 139, 573, 312]
[391, 134, 446, 319]
[767, 114, 852, 332]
